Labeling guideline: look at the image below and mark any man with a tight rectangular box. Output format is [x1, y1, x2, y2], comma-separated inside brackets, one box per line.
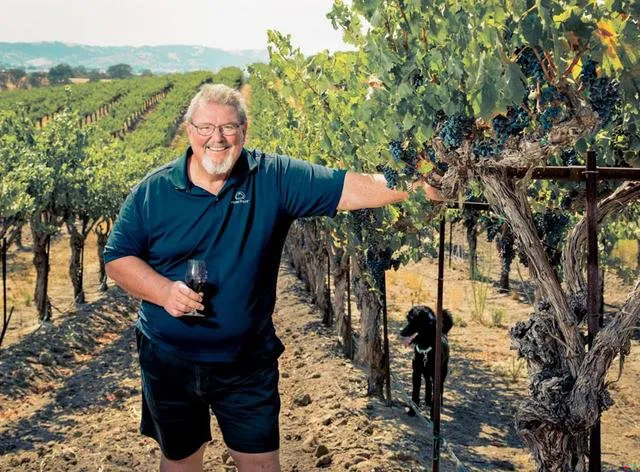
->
[104, 83, 440, 472]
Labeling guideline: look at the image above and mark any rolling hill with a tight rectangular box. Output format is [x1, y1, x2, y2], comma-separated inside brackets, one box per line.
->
[0, 41, 268, 73]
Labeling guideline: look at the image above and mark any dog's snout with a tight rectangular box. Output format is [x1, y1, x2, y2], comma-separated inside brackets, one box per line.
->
[400, 324, 415, 337]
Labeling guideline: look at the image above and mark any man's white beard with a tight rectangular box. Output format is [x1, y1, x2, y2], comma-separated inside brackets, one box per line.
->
[202, 151, 235, 176]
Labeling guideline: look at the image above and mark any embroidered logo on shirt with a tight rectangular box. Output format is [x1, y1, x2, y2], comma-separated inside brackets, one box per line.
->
[231, 191, 250, 205]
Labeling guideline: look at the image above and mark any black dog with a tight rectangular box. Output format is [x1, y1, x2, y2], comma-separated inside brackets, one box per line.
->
[400, 305, 453, 418]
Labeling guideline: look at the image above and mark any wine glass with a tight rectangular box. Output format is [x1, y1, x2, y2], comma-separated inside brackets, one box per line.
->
[184, 259, 207, 317]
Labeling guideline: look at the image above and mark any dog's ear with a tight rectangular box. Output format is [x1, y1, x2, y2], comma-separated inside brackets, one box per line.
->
[422, 306, 436, 324]
[442, 309, 454, 334]
[406, 306, 419, 322]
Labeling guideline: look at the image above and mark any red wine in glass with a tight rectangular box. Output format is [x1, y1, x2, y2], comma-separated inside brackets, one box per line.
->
[184, 259, 207, 317]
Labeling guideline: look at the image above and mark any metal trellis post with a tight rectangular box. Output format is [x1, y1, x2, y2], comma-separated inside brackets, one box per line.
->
[432, 216, 447, 472]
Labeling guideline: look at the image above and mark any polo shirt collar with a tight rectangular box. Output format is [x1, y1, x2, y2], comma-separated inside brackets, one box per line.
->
[168, 147, 258, 192]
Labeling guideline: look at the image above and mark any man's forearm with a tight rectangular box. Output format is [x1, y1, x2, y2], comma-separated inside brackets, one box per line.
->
[105, 256, 172, 306]
[337, 172, 408, 211]
[336, 171, 441, 211]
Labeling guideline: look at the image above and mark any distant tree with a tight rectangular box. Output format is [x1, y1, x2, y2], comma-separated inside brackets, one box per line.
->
[7, 68, 26, 86]
[48, 63, 73, 84]
[140, 69, 154, 77]
[88, 69, 106, 82]
[107, 63, 133, 79]
[0, 72, 8, 90]
[27, 72, 47, 88]
[72, 65, 88, 78]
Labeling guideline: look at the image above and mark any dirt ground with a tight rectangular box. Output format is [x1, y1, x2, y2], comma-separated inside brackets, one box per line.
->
[386, 251, 640, 471]
[0, 229, 638, 471]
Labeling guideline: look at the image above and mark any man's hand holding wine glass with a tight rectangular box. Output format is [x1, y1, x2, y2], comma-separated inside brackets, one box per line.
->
[161, 280, 205, 317]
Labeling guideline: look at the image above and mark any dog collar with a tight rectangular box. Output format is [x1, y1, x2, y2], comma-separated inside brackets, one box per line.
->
[415, 346, 433, 355]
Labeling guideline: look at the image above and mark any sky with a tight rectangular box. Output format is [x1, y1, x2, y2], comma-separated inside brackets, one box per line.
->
[1, 0, 350, 55]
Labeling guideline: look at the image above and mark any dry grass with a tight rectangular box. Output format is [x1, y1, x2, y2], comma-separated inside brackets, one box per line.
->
[612, 239, 639, 269]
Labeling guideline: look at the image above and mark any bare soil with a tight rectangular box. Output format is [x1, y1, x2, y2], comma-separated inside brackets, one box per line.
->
[0, 229, 638, 471]
[386, 252, 640, 471]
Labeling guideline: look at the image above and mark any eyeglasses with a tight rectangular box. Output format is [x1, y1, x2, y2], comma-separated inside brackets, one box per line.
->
[190, 122, 243, 137]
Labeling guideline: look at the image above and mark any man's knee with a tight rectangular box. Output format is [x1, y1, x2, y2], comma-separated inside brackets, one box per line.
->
[228, 448, 280, 472]
[160, 444, 206, 472]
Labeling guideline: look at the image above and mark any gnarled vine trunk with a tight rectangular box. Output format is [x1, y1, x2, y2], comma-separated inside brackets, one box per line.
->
[300, 222, 333, 325]
[95, 220, 111, 292]
[67, 220, 86, 306]
[285, 220, 333, 321]
[331, 244, 354, 358]
[479, 173, 640, 471]
[67, 216, 96, 306]
[351, 255, 385, 396]
[497, 226, 515, 292]
[30, 219, 52, 322]
[8, 226, 24, 250]
[285, 223, 311, 290]
[463, 212, 479, 279]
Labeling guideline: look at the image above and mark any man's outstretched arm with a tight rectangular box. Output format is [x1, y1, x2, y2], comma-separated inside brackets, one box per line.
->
[336, 171, 442, 211]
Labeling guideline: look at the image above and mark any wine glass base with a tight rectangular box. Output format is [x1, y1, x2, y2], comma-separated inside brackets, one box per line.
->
[183, 311, 205, 317]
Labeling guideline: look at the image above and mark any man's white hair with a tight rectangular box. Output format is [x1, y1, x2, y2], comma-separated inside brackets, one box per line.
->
[184, 83, 248, 124]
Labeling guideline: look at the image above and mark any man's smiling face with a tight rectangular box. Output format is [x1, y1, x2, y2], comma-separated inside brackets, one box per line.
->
[187, 102, 247, 176]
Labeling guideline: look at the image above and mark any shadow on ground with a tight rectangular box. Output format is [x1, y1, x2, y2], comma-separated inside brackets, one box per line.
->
[0, 288, 139, 455]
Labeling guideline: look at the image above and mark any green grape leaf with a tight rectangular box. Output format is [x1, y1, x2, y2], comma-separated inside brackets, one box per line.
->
[521, 13, 544, 45]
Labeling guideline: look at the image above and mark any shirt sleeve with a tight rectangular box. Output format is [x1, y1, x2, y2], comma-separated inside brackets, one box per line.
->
[103, 186, 148, 264]
[276, 155, 347, 219]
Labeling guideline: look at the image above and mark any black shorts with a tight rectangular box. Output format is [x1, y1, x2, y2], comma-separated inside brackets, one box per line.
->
[136, 328, 280, 460]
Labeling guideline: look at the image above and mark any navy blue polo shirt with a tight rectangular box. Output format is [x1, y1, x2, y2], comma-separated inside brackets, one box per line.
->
[104, 148, 346, 363]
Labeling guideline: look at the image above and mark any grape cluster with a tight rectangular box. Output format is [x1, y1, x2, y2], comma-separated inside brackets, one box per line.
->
[438, 113, 473, 149]
[351, 208, 386, 243]
[390, 258, 401, 271]
[352, 209, 371, 241]
[366, 247, 392, 289]
[580, 58, 597, 88]
[540, 106, 560, 131]
[411, 73, 425, 89]
[496, 226, 514, 252]
[473, 139, 500, 159]
[389, 140, 403, 161]
[352, 208, 375, 229]
[560, 194, 574, 211]
[492, 106, 530, 143]
[426, 146, 449, 172]
[433, 110, 447, 130]
[496, 227, 516, 279]
[533, 211, 571, 267]
[403, 155, 419, 177]
[540, 86, 562, 105]
[492, 115, 510, 137]
[560, 148, 578, 166]
[426, 146, 437, 163]
[388, 138, 419, 177]
[481, 215, 501, 242]
[587, 77, 619, 125]
[516, 47, 545, 82]
[376, 164, 399, 188]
